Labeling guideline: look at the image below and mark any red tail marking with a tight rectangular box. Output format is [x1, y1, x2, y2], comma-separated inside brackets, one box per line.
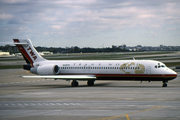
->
[13, 39, 34, 67]
[13, 39, 19, 43]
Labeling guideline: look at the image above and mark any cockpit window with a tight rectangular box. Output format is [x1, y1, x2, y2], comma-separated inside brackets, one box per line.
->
[155, 64, 166, 69]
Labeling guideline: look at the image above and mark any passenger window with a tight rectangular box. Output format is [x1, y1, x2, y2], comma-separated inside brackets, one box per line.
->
[158, 66, 160, 68]
[155, 66, 157, 68]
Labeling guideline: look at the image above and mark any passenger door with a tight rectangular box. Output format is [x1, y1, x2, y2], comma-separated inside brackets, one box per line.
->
[146, 66, 151, 75]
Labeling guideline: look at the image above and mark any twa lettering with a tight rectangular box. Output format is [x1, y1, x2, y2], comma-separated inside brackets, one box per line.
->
[27, 46, 37, 60]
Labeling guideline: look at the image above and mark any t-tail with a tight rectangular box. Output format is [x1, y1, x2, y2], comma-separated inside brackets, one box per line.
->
[13, 39, 46, 70]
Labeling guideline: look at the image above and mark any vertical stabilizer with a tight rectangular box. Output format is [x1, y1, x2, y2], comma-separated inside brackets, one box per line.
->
[13, 39, 46, 66]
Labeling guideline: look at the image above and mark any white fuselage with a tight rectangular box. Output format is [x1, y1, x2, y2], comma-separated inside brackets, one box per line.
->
[13, 39, 177, 87]
[32, 59, 177, 81]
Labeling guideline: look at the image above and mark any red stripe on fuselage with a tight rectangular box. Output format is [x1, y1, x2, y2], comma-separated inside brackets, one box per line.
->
[59, 73, 177, 77]
[58, 73, 177, 80]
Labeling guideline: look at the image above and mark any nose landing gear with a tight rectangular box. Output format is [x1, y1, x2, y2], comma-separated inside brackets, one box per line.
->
[162, 81, 168, 87]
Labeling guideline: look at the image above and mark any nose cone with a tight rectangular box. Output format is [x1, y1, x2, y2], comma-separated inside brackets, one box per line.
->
[169, 69, 177, 80]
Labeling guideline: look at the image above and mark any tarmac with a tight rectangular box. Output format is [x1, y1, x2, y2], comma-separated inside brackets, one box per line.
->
[0, 69, 180, 120]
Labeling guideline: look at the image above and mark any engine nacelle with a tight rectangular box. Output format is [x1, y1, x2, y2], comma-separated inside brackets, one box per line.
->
[23, 64, 31, 70]
[30, 64, 60, 75]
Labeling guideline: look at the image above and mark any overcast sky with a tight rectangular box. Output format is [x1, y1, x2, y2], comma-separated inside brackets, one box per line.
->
[0, 0, 180, 47]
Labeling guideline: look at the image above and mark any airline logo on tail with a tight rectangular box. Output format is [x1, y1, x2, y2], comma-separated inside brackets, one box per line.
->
[13, 39, 34, 66]
[13, 39, 46, 66]
[27, 46, 37, 60]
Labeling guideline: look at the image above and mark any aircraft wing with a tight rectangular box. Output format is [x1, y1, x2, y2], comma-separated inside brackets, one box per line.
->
[19, 75, 96, 80]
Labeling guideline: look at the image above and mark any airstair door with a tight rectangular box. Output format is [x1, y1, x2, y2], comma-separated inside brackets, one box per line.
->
[146, 66, 151, 75]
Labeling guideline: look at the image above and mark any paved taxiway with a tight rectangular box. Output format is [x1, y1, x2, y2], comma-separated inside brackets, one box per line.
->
[0, 69, 180, 120]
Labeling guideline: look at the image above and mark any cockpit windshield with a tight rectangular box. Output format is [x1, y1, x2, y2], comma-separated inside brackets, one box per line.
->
[161, 65, 165, 68]
[154, 63, 166, 68]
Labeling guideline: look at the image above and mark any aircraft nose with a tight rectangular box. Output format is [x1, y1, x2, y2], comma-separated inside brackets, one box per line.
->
[171, 70, 177, 79]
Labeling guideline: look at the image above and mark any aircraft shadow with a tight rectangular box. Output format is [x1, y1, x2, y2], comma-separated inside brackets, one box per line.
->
[23, 82, 164, 89]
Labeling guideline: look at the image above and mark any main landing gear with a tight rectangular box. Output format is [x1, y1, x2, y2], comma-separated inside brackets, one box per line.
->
[71, 80, 95, 87]
[87, 80, 95, 86]
[162, 80, 168, 87]
[71, 80, 79, 87]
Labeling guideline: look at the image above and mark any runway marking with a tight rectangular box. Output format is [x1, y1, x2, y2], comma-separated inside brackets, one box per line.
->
[30, 103, 35, 106]
[44, 103, 49, 106]
[18, 103, 22, 106]
[63, 103, 69, 105]
[24, 103, 28, 106]
[70, 103, 76, 105]
[0, 102, 80, 107]
[50, 103, 55, 105]
[57, 103, 62, 105]
[90, 106, 165, 120]
[126, 114, 130, 120]
[0, 79, 55, 86]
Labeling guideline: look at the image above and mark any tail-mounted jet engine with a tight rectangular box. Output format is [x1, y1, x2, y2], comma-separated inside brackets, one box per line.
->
[30, 64, 60, 75]
[23, 64, 31, 70]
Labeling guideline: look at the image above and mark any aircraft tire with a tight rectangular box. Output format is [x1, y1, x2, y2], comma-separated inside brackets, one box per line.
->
[87, 80, 94, 86]
[162, 83, 167, 87]
[162, 81, 168, 87]
[71, 80, 79, 87]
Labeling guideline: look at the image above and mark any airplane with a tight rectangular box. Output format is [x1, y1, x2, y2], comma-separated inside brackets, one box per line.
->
[13, 39, 177, 87]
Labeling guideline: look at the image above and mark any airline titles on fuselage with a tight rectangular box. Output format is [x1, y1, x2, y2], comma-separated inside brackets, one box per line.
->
[61, 62, 145, 74]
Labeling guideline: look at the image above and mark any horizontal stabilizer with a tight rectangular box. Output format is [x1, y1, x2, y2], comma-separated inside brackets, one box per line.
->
[19, 75, 96, 80]
[0, 42, 28, 45]
[13, 42, 28, 45]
